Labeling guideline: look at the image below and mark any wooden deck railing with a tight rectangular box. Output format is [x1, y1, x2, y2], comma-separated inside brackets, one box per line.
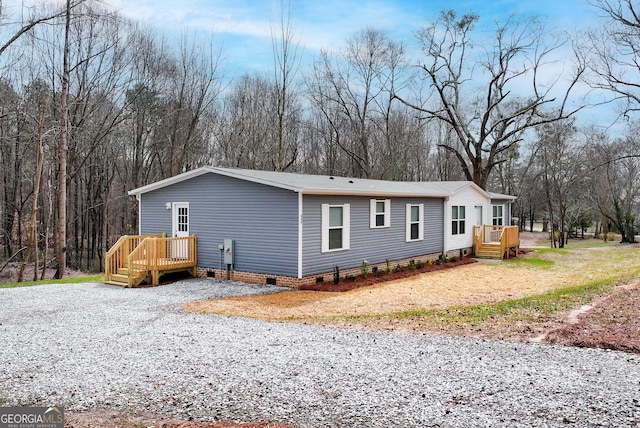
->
[472, 225, 519, 259]
[104, 234, 165, 284]
[499, 226, 519, 259]
[126, 235, 197, 287]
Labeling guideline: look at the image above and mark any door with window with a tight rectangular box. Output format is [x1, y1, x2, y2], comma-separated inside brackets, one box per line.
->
[172, 202, 189, 258]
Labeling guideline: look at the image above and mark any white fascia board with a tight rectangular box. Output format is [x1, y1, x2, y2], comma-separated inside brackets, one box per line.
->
[299, 189, 448, 198]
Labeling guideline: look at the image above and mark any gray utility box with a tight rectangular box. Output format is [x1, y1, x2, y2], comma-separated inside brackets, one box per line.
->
[223, 239, 234, 265]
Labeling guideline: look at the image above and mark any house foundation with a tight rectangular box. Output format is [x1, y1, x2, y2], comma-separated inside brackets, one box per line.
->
[195, 248, 471, 289]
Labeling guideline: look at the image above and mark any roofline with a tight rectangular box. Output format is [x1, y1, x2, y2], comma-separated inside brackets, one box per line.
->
[299, 189, 447, 197]
[488, 192, 517, 201]
[128, 166, 304, 196]
[128, 166, 501, 199]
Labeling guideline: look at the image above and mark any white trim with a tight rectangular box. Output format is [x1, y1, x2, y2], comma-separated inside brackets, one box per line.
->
[370, 199, 391, 228]
[492, 204, 504, 226]
[172, 202, 190, 238]
[321, 203, 350, 252]
[405, 203, 424, 242]
[137, 195, 142, 235]
[451, 205, 467, 235]
[297, 193, 303, 278]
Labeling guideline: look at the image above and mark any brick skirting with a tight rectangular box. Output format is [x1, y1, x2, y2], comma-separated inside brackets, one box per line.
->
[196, 247, 471, 289]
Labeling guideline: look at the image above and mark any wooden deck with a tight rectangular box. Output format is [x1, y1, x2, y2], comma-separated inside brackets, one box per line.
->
[104, 234, 197, 287]
[473, 225, 519, 260]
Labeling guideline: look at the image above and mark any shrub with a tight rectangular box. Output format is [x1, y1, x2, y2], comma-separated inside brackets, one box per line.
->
[385, 258, 391, 273]
[361, 260, 369, 278]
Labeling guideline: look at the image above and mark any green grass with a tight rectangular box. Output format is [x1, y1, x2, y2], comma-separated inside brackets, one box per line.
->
[0, 275, 104, 289]
[562, 238, 619, 249]
[319, 245, 640, 328]
[506, 254, 555, 269]
[326, 279, 615, 328]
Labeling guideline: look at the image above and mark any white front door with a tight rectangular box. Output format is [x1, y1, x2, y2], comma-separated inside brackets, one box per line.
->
[172, 202, 189, 258]
[475, 206, 483, 226]
[172, 202, 189, 237]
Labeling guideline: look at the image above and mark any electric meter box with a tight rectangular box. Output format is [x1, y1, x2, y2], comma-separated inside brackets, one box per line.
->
[223, 239, 234, 265]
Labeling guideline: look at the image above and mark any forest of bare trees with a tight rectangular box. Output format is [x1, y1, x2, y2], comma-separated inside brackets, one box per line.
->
[1, 0, 640, 279]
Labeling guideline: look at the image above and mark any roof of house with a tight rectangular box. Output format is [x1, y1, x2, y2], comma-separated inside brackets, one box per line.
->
[128, 166, 514, 200]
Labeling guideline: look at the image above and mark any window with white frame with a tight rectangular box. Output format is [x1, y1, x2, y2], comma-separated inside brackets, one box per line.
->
[452, 205, 466, 235]
[492, 205, 504, 226]
[370, 199, 390, 228]
[321, 204, 350, 252]
[405, 204, 424, 242]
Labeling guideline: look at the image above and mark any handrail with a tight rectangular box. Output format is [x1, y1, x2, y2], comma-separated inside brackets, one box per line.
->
[127, 237, 151, 287]
[473, 225, 519, 259]
[472, 225, 483, 256]
[104, 234, 164, 283]
[125, 235, 197, 287]
[499, 226, 519, 259]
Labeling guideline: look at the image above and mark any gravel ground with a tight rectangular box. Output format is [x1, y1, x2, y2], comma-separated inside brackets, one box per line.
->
[1, 279, 639, 427]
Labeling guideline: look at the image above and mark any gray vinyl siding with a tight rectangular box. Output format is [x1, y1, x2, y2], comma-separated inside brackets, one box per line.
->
[301, 195, 444, 276]
[139, 173, 299, 276]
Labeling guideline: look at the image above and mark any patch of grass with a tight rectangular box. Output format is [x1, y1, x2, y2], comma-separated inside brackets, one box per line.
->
[326, 277, 622, 328]
[563, 239, 619, 249]
[506, 255, 555, 269]
[0, 275, 103, 289]
[535, 247, 569, 255]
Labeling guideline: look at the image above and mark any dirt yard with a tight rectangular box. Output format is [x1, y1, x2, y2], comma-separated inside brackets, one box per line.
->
[185, 233, 640, 350]
[186, 260, 578, 320]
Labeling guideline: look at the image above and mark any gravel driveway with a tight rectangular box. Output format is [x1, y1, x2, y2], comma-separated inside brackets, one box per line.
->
[1, 279, 638, 427]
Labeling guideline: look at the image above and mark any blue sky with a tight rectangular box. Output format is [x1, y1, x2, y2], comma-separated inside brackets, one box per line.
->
[103, 0, 599, 76]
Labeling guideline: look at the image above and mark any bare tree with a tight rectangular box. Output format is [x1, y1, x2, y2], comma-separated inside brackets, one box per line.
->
[586, 0, 640, 116]
[587, 125, 640, 243]
[270, 0, 302, 171]
[0, 1, 69, 57]
[214, 74, 273, 170]
[536, 118, 587, 247]
[307, 28, 405, 178]
[395, 11, 585, 189]
[54, 0, 72, 278]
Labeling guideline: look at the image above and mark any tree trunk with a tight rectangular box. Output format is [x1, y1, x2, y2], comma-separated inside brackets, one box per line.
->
[18, 102, 46, 282]
[55, 0, 71, 279]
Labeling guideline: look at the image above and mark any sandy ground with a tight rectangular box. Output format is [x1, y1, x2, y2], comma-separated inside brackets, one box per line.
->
[185, 262, 577, 320]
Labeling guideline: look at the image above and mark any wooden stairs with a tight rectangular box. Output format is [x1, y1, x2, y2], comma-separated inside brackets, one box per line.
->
[475, 242, 503, 259]
[104, 234, 197, 287]
[105, 267, 149, 287]
[473, 225, 519, 260]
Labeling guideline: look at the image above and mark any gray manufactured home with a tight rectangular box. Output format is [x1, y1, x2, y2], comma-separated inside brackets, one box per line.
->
[126, 167, 515, 287]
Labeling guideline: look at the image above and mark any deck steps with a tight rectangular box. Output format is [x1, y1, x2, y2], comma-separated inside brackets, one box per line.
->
[475, 243, 503, 259]
[473, 225, 519, 260]
[105, 235, 197, 287]
[104, 271, 148, 287]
